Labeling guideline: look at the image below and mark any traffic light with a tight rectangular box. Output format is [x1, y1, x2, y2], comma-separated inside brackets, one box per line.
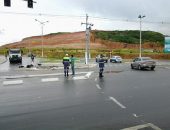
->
[28, 0, 33, 8]
[4, 0, 11, 7]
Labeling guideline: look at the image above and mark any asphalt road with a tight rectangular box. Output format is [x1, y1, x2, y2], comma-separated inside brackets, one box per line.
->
[0, 58, 170, 130]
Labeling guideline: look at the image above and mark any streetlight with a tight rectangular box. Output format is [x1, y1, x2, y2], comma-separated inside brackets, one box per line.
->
[35, 19, 49, 57]
[138, 15, 145, 58]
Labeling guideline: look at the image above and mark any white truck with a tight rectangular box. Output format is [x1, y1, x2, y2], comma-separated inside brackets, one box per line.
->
[8, 49, 22, 63]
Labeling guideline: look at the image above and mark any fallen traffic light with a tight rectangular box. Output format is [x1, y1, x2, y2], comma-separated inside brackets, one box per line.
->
[28, 0, 33, 8]
[4, 0, 11, 7]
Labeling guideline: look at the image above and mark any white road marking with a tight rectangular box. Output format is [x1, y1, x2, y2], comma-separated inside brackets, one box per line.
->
[85, 71, 94, 78]
[73, 71, 94, 80]
[3, 80, 23, 85]
[72, 76, 87, 80]
[121, 123, 162, 130]
[1, 71, 94, 79]
[109, 96, 126, 109]
[132, 113, 143, 118]
[95, 78, 97, 82]
[41, 78, 59, 82]
[96, 84, 102, 90]
[132, 114, 139, 118]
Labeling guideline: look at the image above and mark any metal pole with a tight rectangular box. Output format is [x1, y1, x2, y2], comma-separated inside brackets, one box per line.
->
[41, 24, 44, 57]
[138, 15, 145, 58]
[88, 27, 91, 59]
[139, 17, 142, 58]
[85, 14, 88, 64]
[35, 19, 48, 58]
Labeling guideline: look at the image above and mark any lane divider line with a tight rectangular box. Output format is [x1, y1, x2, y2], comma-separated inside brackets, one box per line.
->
[95, 78, 97, 82]
[96, 84, 102, 90]
[3, 80, 23, 86]
[109, 96, 126, 109]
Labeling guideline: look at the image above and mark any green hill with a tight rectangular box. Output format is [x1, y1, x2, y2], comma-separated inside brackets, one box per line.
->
[94, 30, 164, 45]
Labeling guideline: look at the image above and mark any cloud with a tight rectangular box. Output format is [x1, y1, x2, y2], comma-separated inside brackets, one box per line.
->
[65, 0, 170, 20]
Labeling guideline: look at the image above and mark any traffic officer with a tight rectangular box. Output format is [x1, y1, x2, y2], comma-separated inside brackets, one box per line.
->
[98, 54, 105, 77]
[63, 54, 70, 77]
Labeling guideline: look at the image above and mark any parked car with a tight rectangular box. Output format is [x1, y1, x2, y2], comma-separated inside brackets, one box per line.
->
[96, 54, 108, 63]
[131, 57, 156, 70]
[110, 56, 122, 63]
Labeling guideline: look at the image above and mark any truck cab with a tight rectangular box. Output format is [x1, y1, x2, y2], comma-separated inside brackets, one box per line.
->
[8, 49, 22, 63]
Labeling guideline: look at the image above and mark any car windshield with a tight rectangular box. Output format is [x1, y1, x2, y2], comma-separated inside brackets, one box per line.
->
[9, 50, 21, 54]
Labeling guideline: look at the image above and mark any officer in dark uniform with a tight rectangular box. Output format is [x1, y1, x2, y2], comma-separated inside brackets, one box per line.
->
[63, 54, 70, 77]
[98, 54, 105, 77]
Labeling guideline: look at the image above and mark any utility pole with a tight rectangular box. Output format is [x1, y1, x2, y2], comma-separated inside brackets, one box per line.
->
[81, 14, 93, 64]
[35, 19, 49, 57]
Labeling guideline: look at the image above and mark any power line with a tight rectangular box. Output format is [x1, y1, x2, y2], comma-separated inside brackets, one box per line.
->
[0, 11, 170, 25]
[90, 16, 170, 25]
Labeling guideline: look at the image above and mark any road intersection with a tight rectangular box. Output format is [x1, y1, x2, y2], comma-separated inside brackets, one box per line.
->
[0, 57, 170, 130]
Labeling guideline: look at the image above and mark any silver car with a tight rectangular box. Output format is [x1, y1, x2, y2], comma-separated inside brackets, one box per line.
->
[110, 56, 122, 63]
[131, 57, 156, 70]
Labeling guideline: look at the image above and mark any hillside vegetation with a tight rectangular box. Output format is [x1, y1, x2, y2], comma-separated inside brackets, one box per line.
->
[0, 30, 168, 59]
[94, 30, 164, 45]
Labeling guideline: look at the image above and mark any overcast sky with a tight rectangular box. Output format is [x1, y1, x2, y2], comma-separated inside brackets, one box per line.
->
[0, 0, 170, 46]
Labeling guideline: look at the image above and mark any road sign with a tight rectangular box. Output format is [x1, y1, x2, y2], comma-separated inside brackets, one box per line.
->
[164, 36, 170, 53]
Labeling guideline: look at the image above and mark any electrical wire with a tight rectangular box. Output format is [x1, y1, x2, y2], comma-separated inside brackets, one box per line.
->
[0, 11, 170, 25]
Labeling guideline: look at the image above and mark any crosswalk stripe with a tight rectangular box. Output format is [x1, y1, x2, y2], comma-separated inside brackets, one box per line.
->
[72, 76, 87, 80]
[41, 78, 59, 82]
[3, 80, 23, 85]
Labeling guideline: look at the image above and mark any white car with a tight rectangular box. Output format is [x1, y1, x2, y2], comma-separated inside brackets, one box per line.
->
[110, 56, 122, 63]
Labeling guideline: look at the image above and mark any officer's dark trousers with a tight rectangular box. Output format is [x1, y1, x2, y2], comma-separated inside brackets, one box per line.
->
[64, 66, 69, 77]
[99, 67, 104, 77]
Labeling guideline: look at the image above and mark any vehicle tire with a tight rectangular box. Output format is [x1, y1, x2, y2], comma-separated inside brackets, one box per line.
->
[138, 65, 142, 70]
[151, 67, 155, 71]
[131, 64, 134, 69]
